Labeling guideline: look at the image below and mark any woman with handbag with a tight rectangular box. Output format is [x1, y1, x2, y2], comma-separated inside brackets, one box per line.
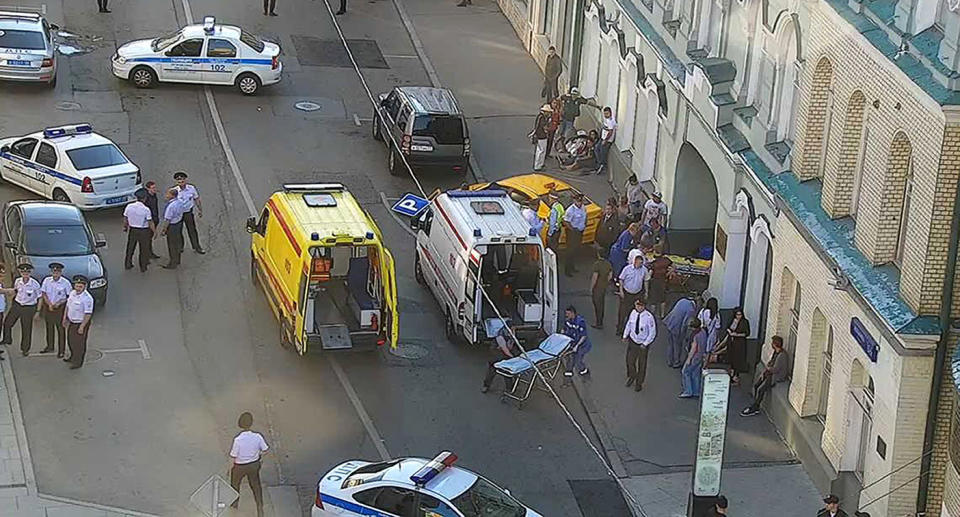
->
[726, 308, 750, 385]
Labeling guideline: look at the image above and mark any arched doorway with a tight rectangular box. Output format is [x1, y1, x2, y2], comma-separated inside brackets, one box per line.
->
[670, 143, 719, 257]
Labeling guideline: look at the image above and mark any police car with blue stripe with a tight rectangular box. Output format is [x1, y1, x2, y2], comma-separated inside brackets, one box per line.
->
[0, 124, 142, 209]
[112, 16, 281, 95]
[313, 451, 542, 517]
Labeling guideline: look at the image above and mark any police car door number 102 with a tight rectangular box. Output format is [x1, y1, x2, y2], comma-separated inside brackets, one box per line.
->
[209, 63, 227, 72]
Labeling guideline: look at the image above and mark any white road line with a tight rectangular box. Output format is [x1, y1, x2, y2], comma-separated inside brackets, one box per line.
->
[138, 339, 151, 360]
[352, 113, 362, 127]
[179, 0, 391, 469]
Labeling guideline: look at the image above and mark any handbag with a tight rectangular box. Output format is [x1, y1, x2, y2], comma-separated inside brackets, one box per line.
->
[707, 334, 730, 365]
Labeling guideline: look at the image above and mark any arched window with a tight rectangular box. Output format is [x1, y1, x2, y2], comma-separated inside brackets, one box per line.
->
[772, 20, 800, 142]
[817, 325, 833, 422]
[796, 57, 833, 179]
[877, 132, 913, 264]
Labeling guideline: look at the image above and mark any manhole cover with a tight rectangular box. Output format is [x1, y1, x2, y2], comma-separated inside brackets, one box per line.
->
[295, 101, 322, 112]
[85, 349, 104, 363]
[56, 101, 81, 111]
[388, 343, 428, 360]
[291, 36, 388, 68]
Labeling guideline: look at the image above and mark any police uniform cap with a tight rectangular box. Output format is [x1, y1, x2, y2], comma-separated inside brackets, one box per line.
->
[48, 262, 64, 270]
[173, 171, 189, 180]
[71, 274, 88, 284]
[17, 263, 33, 271]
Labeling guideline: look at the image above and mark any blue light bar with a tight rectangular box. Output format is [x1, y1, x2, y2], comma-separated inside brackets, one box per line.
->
[43, 124, 93, 139]
[410, 451, 457, 486]
[447, 189, 506, 198]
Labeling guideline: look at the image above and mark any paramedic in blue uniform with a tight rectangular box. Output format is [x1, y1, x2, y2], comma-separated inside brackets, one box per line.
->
[562, 306, 591, 376]
[158, 188, 187, 269]
[0, 263, 41, 355]
[63, 275, 94, 369]
[173, 171, 205, 254]
[40, 262, 70, 357]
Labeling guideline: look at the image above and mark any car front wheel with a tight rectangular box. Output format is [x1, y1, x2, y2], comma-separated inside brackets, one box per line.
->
[130, 66, 157, 89]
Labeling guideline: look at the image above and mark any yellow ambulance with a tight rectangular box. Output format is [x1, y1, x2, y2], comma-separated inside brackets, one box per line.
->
[245, 183, 398, 353]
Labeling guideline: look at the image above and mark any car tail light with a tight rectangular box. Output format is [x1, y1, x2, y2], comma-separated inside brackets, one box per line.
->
[457, 301, 464, 319]
[41, 58, 53, 68]
[315, 487, 324, 509]
[271, 55, 279, 70]
[81, 177, 93, 193]
[377, 338, 385, 346]
[401, 135, 411, 154]
[463, 137, 470, 156]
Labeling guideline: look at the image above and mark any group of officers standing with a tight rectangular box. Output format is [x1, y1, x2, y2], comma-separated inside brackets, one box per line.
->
[122, 171, 205, 272]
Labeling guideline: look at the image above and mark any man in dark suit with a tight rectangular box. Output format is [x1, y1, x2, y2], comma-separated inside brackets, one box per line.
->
[141, 183, 162, 260]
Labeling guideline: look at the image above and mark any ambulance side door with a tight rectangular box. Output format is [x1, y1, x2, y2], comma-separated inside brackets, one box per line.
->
[462, 255, 479, 344]
[542, 247, 558, 334]
[381, 247, 399, 348]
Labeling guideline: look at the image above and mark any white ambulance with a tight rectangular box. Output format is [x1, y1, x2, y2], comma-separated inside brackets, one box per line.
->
[412, 189, 558, 345]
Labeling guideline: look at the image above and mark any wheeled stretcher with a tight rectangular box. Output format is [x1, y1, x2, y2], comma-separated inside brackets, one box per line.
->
[494, 333, 573, 407]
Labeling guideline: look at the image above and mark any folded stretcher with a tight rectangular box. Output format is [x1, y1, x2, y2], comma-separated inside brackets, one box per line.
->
[494, 333, 573, 407]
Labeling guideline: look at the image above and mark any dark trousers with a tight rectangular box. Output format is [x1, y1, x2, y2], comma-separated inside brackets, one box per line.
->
[3, 302, 37, 353]
[625, 344, 649, 386]
[617, 291, 642, 333]
[182, 210, 202, 251]
[542, 77, 559, 102]
[337, 0, 347, 12]
[125, 227, 152, 270]
[483, 350, 512, 388]
[67, 322, 89, 367]
[547, 231, 560, 253]
[96, 0, 108, 10]
[592, 291, 605, 327]
[564, 229, 583, 275]
[749, 375, 774, 411]
[263, 0, 276, 13]
[166, 222, 184, 266]
[595, 140, 612, 167]
[43, 305, 65, 354]
[230, 460, 264, 516]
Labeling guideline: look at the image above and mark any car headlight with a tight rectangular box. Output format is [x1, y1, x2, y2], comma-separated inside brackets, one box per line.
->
[89, 278, 107, 289]
[114, 55, 126, 64]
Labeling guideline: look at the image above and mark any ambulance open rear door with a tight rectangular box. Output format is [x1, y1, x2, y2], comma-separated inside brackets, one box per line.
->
[542, 247, 558, 334]
[381, 248, 399, 348]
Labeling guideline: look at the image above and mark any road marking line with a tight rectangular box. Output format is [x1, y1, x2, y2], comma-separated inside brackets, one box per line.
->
[352, 113, 361, 127]
[180, 0, 390, 471]
[382, 54, 419, 59]
[99, 341, 151, 360]
[138, 339, 151, 360]
[330, 359, 390, 461]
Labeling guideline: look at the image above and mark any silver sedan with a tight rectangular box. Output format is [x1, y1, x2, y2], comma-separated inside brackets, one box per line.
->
[0, 10, 57, 86]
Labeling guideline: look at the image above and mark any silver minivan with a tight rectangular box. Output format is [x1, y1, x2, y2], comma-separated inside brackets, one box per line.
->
[372, 86, 470, 175]
[0, 10, 57, 86]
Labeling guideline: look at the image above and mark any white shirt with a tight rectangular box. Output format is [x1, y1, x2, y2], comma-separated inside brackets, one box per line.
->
[564, 204, 587, 231]
[0, 281, 6, 312]
[626, 182, 644, 205]
[521, 207, 543, 234]
[176, 184, 200, 211]
[40, 276, 71, 306]
[699, 309, 721, 334]
[601, 116, 617, 142]
[123, 201, 152, 229]
[13, 277, 41, 306]
[619, 263, 649, 294]
[65, 289, 94, 323]
[164, 198, 187, 224]
[230, 430, 269, 465]
[642, 199, 667, 226]
[622, 309, 656, 346]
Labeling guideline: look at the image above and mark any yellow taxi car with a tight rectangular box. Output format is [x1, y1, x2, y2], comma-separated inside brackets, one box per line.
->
[465, 173, 602, 246]
[245, 183, 398, 353]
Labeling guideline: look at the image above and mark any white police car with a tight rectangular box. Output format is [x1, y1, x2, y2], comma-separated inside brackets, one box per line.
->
[111, 16, 281, 95]
[313, 452, 542, 517]
[0, 124, 142, 209]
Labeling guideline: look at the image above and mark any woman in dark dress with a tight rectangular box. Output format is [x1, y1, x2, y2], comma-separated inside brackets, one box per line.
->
[726, 307, 750, 385]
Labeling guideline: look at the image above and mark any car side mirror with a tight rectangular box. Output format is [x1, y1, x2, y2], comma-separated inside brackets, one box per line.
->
[246, 217, 257, 234]
[49, 23, 60, 31]
[410, 215, 420, 231]
[0, 145, 8, 153]
[95, 239, 107, 248]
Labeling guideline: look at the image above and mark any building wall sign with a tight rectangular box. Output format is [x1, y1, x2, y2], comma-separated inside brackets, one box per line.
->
[850, 317, 879, 362]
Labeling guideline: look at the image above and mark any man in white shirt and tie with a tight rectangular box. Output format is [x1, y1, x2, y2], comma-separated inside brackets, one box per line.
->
[562, 193, 587, 277]
[622, 298, 656, 392]
[0, 263, 42, 356]
[617, 249, 649, 329]
[123, 191, 156, 272]
[62, 275, 94, 369]
[230, 412, 268, 517]
[173, 171, 205, 254]
[40, 262, 70, 357]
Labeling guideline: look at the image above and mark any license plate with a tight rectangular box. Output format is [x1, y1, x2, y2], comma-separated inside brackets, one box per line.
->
[411, 145, 433, 152]
[6, 60, 31, 67]
[105, 195, 126, 205]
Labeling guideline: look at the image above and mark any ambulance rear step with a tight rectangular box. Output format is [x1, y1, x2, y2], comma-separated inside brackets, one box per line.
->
[317, 324, 352, 350]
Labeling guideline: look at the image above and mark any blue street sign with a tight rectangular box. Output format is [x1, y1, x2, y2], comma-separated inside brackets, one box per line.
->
[392, 193, 430, 217]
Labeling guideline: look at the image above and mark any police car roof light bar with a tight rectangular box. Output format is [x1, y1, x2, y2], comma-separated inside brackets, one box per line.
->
[410, 451, 458, 486]
[202, 16, 216, 34]
[0, 6, 45, 17]
[43, 124, 93, 139]
[282, 183, 345, 193]
[447, 189, 506, 198]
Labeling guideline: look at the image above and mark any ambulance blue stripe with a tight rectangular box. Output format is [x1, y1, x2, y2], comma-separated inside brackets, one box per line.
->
[126, 57, 273, 65]
[0, 151, 83, 186]
[319, 493, 387, 515]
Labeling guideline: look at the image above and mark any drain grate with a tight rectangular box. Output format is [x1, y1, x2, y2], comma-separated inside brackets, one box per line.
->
[291, 36, 388, 69]
[568, 479, 632, 517]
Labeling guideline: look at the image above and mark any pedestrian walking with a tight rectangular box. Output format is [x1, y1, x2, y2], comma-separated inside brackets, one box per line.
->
[0, 263, 41, 356]
[698, 297, 722, 353]
[594, 107, 616, 175]
[173, 171, 206, 254]
[617, 249, 648, 329]
[609, 222, 640, 278]
[562, 193, 587, 276]
[39, 263, 70, 357]
[62, 275, 93, 369]
[531, 104, 552, 171]
[545, 191, 565, 252]
[596, 199, 622, 252]
[562, 306, 591, 376]
[740, 335, 789, 416]
[521, 199, 544, 235]
[336, 0, 347, 14]
[481, 323, 520, 393]
[97, 0, 110, 13]
[589, 247, 612, 328]
[625, 175, 644, 217]
[455, 0, 471, 7]
[726, 308, 750, 385]
[679, 319, 706, 398]
[622, 298, 656, 391]
[142, 182, 162, 260]
[0, 263, 7, 361]
[230, 412, 269, 517]
[815, 494, 848, 517]
[123, 191, 156, 272]
[158, 188, 187, 270]
[664, 294, 698, 368]
[641, 191, 668, 227]
[263, 0, 277, 15]
[541, 46, 562, 102]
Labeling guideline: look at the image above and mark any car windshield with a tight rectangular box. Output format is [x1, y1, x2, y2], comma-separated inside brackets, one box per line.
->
[23, 225, 91, 256]
[151, 30, 181, 51]
[450, 477, 525, 517]
[412, 115, 464, 145]
[239, 30, 265, 53]
[65, 144, 129, 171]
[0, 29, 46, 50]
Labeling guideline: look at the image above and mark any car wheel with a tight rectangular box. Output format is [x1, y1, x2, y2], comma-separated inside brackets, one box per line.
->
[236, 73, 261, 95]
[48, 74, 57, 89]
[130, 66, 156, 89]
[280, 317, 296, 352]
[414, 253, 425, 285]
[388, 146, 401, 176]
[372, 113, 383, 141]
[96, 293, 107, 309]
[52, 188, 70, 203]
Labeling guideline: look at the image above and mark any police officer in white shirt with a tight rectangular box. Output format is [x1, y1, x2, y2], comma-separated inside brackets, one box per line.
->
[173, 171, 206, 255]
[562, 193, 588, 276]
[622, 298, 656, 392]
[617, 249, 649, 330]
[0, 263, 42, 355]
[157, 188, 188, 269]
[230, 412, 268, 517]
[123, 191, 156, 272]
[62, 275, 94, 369]
[40, 263, 70, 357]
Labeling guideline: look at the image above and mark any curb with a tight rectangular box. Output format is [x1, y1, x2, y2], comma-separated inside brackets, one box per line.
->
[1, 350, 37, 496]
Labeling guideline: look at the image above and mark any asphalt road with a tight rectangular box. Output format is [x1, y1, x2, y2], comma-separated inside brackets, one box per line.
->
[0, 0, 611, 515]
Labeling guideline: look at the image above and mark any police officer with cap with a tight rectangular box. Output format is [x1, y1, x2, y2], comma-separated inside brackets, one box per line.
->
[40, 262, 70, 357]
[173, 171, 205, 254]
[0, 263, 42, 355]
[62, 275, 94, 369]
